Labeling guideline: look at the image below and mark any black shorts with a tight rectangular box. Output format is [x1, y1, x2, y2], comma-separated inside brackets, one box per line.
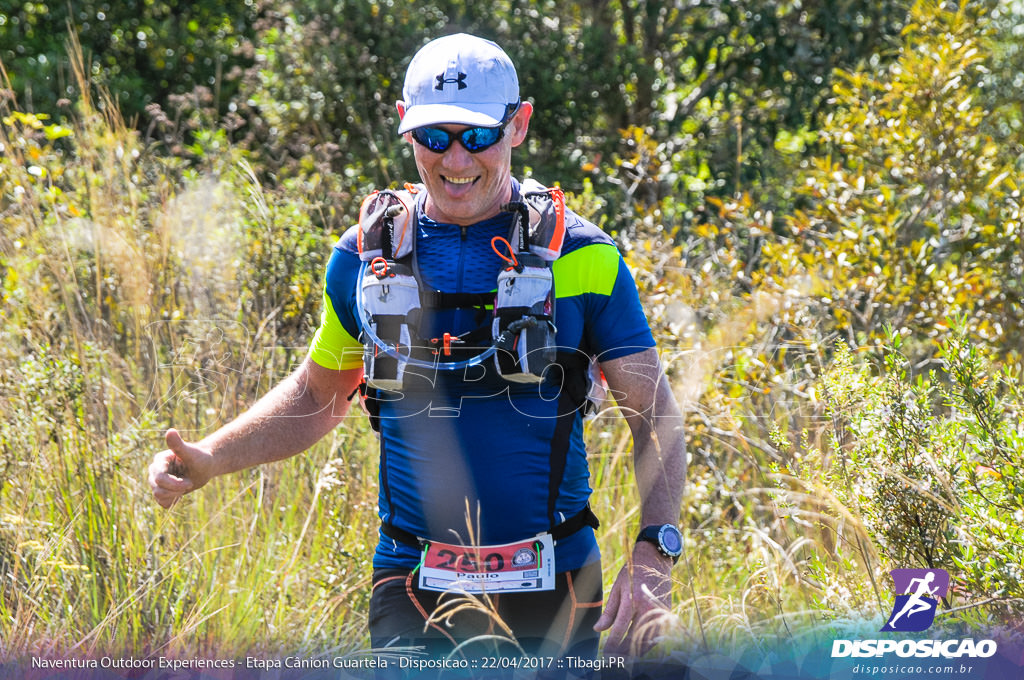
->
[369, 561, 604, 660]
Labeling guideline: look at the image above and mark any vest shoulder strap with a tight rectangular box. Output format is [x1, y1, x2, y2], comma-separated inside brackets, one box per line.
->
[357, 179, 566, 263]
[356, 183, 423, 262]
[516, 178, 567, 262]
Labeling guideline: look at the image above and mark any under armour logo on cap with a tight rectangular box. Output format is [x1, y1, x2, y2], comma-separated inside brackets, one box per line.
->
[398, 33, 520, 134]
[435, 72, 467, 91]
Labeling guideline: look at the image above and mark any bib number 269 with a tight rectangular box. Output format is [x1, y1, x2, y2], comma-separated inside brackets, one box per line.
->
[419, 534, 555, 593]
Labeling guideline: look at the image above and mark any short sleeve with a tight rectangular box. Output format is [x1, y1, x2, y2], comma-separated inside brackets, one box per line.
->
[307, 232, 364, 370]
[552, 242, 655, 361]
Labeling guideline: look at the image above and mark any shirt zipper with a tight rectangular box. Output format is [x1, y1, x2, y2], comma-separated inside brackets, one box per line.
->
[456, 224, 468, 292]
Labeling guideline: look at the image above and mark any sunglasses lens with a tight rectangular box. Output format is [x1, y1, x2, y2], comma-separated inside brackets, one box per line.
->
[461, 126, 503, 152]
[411, 125, 504, 153]
[412, 127, 452, 152]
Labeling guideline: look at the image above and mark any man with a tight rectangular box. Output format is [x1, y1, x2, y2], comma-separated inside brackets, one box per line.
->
[149, 33, 685, 661]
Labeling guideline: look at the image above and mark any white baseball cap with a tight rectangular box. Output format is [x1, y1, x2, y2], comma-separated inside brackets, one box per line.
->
[397, 34, 520, 134]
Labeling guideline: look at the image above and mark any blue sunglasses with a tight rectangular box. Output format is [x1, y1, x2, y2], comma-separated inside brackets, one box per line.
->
[411, 125, 506, 153]
[410, 102, 521, 154]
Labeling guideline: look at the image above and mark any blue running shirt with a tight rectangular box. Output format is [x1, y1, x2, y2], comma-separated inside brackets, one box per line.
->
[308, 180, 656, 571]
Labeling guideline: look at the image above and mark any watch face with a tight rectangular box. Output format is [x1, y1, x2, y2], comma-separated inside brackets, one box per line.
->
[659, 525, 683, 555]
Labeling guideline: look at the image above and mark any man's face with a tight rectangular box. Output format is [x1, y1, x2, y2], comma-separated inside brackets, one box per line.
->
[399, 103, 533, 226]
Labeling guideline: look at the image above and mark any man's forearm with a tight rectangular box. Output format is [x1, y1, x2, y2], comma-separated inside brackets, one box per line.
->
[605, 349, 687, 527]
[196, 360, 355, 478]
[633, 372, 687, 527]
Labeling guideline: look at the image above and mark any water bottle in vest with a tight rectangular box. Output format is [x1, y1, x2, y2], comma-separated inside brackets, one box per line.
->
[361, 257, 420, 391]
[492, 252, 556, 383]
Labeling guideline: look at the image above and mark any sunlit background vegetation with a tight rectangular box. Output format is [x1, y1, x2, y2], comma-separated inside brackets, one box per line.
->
[2, 0, 1023, 668]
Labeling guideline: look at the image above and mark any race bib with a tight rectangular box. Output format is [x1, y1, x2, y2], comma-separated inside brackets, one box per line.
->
[418, 534, 555, 593]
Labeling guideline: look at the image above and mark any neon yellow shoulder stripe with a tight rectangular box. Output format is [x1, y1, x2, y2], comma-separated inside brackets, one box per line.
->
[553, 243, 620, 298]
[308, 290, 364, 370]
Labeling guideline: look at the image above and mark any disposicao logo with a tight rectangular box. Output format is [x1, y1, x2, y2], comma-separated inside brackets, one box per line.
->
[831, 568, 997, 660]
[881, 568, 949, 633]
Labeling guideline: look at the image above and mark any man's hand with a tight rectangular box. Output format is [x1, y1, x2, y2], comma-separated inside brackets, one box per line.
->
[594, 541, 674, 657]
[148, 428, 216, 508]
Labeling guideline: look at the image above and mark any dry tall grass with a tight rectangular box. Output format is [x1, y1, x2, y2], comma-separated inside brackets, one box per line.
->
[0, 41, 380, 659]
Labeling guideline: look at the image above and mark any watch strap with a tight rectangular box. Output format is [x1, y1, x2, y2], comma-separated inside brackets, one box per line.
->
[636, 523, 682, 563]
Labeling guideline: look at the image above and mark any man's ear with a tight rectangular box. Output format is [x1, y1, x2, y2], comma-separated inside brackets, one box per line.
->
[507, 101, 533, 147]
[395, 101, 413, 142]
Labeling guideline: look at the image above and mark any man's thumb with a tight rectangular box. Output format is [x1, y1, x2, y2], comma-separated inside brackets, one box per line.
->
[164, 428, 197, 472]
[593, 579, 620, 632]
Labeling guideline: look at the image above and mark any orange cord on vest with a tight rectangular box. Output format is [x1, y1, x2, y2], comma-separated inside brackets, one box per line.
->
[370, 256, 390, 277]
[491, 236, 519, 270]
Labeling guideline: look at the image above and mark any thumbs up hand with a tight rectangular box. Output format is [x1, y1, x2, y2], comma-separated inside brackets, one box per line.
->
[148, 428, 217, 508]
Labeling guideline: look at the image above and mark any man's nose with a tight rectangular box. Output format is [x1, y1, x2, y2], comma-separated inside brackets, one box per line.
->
[442, 139, 474, 168]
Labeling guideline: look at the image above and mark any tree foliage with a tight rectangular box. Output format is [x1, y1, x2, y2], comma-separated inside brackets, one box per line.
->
[0, 1, 257, 120]
[3, 0, 915, 222]
[757, 0, 1023, 362]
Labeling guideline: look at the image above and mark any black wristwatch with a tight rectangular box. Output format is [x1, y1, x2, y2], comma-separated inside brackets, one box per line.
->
[636, 524, 683, 563]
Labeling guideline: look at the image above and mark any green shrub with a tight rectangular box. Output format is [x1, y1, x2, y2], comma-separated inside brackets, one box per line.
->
[783, 327, 1024, 625]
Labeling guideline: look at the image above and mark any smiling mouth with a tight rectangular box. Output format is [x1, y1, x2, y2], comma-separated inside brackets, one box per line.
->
[443, 176, 477, 185]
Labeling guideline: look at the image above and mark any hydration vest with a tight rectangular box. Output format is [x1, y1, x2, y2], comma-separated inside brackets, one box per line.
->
[355, 179, 568, 391]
